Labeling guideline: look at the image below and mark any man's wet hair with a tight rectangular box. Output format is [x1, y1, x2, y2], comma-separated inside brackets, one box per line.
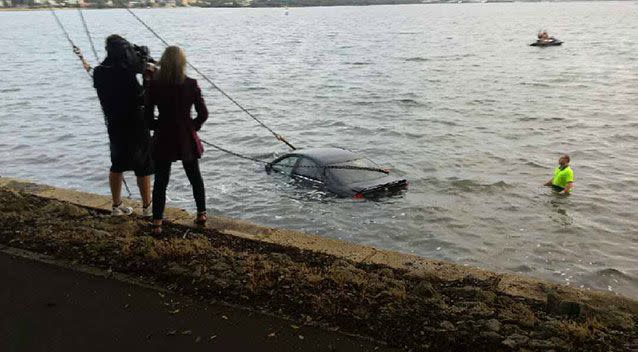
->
[562, 154, 570, 163]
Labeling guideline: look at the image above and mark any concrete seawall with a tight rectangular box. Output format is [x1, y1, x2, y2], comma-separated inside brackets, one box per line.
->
[1, 176, 637, 351]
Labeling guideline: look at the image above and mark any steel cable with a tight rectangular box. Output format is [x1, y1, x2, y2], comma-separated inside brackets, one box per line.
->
[78, 7, 100, 63]
[49, 6, 93, 77]
[49, 6, 133, 198]
[120, 5, 297, 150]
[49, 7, 387, 181]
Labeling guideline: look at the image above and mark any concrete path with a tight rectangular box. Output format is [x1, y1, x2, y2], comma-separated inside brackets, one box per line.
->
[0, 252, 396, 352]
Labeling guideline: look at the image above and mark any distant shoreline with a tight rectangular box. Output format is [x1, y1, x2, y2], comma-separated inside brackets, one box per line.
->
[1, 0, 633, 12]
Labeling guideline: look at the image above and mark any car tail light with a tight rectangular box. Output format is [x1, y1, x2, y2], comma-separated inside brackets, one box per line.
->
[352, 193, 365, 199]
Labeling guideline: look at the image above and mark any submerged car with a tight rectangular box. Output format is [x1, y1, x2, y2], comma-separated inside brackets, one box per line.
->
[265, 147, 408, 198]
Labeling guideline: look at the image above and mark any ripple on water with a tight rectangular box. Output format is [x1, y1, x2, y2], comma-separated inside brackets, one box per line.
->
[404, 57, 430, 62]
[2, 4, 638, 299]
[344, 61, 373, 66]
[55, 133, 76, 142]
[582, 268, 638, 295]
[428, 178, 512, 195]
[9, 144, 30, 151]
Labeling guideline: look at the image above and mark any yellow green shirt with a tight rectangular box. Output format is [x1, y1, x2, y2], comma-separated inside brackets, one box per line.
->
[551, 166, 574, 190]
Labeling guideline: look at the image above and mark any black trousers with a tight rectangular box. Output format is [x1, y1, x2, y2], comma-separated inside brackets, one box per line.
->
[153, 159, 206, 221]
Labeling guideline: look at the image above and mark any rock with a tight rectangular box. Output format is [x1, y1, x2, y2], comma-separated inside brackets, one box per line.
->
[546, 291, 560, 310]
[377, 268, 394, 277]
[528, 339, 555, 348]
[448, 286, 482, 300]
[211, 261, 230, 273]
[5, 180, 52, 193]
[328, 266, 366, 286]
[213, 278, 230, 289]
[579, 304, 635, 330]
[0, 190, 31, 212]
[440, 321, 456, 331]
[480, 331, 504, 340]
[468, 302, 495, 318]
[499, 302, 537, 327]
[352, 306, 370, 320]
[413, 281, 436, 298]
[91, 229, 111, 238]
[332, 259, 355, 269]
[557, 301, 582, 316]
[41, 201, 89, 218]
[546, 291, 581, 316]
[168, 262, 190, 276]
[478, 290, 497, 304]
[269, 252, 292, 265]
[485, 318, 501, 332]
[501, 333, 529, 349]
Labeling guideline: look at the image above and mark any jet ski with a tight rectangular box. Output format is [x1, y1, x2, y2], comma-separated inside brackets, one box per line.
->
[530, 37, 563, 46]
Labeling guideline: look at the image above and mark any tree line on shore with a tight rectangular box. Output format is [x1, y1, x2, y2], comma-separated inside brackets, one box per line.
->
[4, 0, 557, 9]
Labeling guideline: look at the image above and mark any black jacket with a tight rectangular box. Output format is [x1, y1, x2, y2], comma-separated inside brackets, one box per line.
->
[93, 57, 144, 130]
[94, 56, 151, 166]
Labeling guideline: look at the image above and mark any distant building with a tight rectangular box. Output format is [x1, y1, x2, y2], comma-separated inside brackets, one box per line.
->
[155, 0, 176, 6]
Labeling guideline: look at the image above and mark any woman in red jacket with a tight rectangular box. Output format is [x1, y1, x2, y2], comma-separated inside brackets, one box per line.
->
[145, 46, 209, 235]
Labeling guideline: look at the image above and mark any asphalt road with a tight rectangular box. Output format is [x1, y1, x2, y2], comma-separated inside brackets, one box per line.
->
[0, 252, 396, 352]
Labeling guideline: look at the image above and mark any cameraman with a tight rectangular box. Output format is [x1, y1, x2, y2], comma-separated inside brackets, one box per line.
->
[93, 34, 155, 216]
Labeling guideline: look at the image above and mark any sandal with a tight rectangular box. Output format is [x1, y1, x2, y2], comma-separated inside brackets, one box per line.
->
[194, 211, 207, 226]
[151, 223, 162, 236]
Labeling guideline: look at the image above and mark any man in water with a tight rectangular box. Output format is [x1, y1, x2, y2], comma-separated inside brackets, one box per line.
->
[93, 34, 154, 216]
[545, 154, 574, 194]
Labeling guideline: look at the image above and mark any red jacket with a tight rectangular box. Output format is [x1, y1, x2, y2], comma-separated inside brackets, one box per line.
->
[145, 77, 208, 161]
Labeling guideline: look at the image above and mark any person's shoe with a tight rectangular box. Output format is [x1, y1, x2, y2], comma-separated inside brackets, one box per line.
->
[194, 211, 207, 226]
[112, 202, 133, 216]
[151, 223, 162, 237]
[142, 204, 152, 218]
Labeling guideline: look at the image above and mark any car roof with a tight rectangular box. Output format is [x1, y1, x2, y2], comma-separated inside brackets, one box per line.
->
[287, 148, 361, 165]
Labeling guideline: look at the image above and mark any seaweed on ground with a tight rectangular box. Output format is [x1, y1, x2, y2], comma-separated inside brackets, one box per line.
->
[1, 188, 637, 351]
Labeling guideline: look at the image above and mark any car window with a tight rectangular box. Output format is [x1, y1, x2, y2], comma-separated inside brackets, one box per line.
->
[271, 156, 299, 175]
[327, 159, 386, 184]
[293, 157, 324, 181]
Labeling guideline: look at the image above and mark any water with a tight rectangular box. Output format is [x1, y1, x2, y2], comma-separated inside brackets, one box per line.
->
[1, 2, 637, 298]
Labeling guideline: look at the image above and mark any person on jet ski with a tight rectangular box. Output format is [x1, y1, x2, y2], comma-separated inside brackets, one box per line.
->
[537, 31, 553, 43]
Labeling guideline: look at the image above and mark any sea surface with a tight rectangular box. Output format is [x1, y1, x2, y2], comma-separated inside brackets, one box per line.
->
[1, 2, 637, 298]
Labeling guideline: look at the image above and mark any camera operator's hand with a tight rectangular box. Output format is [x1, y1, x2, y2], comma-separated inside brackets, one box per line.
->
[143, 63, 157, 81]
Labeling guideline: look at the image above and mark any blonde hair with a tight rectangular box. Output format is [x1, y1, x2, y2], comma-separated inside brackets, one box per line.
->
[157, 46, 186, 85]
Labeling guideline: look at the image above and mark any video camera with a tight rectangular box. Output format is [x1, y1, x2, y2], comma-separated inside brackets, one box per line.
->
[127, 44, 156, 74]
[132, 44, 156, 66]
[106, 35, 156, 74]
